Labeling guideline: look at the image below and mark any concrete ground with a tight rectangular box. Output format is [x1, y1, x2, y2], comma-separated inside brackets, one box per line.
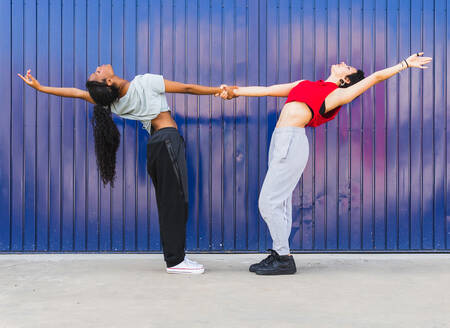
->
[0, 254, 449, 328]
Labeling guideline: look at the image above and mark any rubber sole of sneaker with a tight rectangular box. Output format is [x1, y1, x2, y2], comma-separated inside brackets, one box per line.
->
[166, 267, 205, 274]
[254, 269, 296, 275]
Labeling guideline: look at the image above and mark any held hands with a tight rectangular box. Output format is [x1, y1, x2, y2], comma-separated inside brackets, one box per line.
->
[17, 69, 41, 90]
[405, 52, 432, 69]
[214, 84, 239, 100]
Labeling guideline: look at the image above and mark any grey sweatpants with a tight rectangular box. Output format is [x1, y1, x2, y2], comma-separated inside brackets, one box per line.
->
[258, 127, 309, 255]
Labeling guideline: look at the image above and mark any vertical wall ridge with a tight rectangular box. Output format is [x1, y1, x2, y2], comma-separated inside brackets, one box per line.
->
[0, 0, 448, 252]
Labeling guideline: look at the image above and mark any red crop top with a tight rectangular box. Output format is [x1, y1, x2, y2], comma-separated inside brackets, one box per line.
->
[285, 80, 342, 127]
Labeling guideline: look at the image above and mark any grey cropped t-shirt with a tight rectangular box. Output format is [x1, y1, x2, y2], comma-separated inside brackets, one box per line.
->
[110, 73, 170, 133]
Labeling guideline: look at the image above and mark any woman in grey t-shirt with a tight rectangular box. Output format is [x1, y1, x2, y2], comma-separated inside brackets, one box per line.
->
[18, 65, 229, 274]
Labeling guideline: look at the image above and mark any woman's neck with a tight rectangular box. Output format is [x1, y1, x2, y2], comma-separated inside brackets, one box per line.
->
[324, 75, 340, 86]
[112, 76, 130, 98]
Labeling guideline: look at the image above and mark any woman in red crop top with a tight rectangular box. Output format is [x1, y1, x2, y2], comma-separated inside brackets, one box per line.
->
[221, 52, 432, 275]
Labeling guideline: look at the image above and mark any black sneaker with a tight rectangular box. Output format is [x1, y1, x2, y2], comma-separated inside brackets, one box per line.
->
[254, 250, 297, 275]
[249, 249, 279, 272]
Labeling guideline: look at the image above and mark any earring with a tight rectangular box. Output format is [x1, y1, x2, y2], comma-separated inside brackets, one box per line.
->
[339, 79, 345, 87]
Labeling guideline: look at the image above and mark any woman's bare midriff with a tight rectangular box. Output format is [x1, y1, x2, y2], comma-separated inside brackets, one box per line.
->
[151, 111, 178, 131]
[276, 102, 312, 128]
[152, 103, 312, 131]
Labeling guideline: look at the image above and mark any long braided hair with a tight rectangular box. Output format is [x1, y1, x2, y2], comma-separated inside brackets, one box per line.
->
[86, 80, 121, 187]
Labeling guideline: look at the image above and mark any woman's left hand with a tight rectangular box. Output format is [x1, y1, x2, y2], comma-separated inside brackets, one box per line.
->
[406, 52, 432, 69]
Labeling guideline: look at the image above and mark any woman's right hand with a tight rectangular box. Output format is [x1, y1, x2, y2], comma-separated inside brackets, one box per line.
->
[219, 84, 239, 100]
[17, 69, 41, 90]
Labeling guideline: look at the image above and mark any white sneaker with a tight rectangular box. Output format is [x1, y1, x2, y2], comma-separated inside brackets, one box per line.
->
[184, 257, 204, 268]
[166, 258, 205, 274]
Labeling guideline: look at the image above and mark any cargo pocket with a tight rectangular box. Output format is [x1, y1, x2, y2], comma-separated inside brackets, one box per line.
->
[164, 139, 187, 201]
[273, 133, 293, 160]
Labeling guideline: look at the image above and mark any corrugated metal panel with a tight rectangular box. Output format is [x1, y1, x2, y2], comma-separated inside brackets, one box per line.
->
[0, 0, 448, 252]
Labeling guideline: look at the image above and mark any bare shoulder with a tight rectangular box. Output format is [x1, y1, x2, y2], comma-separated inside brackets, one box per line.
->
[325, 75, 378, 109]
[79, 90, 95, 104]
[292, 79, 304, 86]
[324, 87, 346, 110]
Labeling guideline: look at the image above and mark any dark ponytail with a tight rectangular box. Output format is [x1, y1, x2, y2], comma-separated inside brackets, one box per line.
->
[86, 80, 120, 186]
[340, 69, 365, 88]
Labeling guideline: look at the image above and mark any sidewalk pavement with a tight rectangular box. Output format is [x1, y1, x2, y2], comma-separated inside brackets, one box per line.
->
[1, 253, 449, 328]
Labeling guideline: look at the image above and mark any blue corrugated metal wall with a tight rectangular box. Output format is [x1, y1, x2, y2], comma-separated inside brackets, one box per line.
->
[0, 0, 448, 252]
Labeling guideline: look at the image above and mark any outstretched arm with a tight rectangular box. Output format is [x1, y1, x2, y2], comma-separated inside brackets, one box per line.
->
[326, 52, 432, 109]
[164, 79, 222, 96]
[225, 80, 302, 98]
[18, 69, 95, 104]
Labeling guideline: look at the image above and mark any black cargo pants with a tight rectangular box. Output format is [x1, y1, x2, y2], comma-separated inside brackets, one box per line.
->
[147, 127, 189, 268]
